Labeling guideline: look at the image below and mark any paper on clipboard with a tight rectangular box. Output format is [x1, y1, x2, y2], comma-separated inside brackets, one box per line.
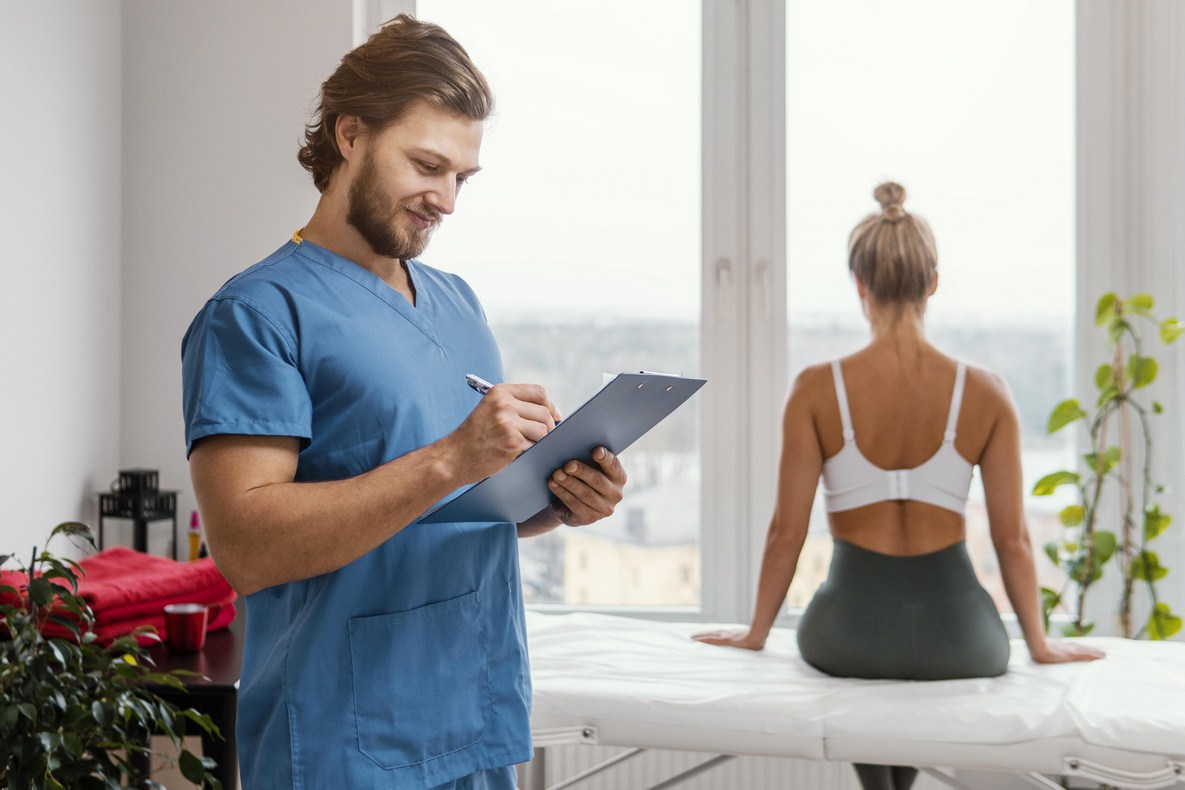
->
[419, 372, 706, 524]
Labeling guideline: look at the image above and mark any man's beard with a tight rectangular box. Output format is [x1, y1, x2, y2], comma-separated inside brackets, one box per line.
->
[346, 153, 439, 260]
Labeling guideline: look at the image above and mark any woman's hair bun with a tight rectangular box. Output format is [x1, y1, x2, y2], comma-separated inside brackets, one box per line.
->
[873, 181, 907, 221]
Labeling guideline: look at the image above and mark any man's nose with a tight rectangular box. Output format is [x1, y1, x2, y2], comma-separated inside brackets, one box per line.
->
[426, 177, 457, 216]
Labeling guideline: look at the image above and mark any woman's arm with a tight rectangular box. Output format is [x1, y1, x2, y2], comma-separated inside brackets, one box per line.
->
[979, 374, 1104, 664]
[694, 369, 824, 649]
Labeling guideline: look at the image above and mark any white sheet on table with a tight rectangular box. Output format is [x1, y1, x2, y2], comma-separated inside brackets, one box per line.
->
[526, 611, 1185, 759]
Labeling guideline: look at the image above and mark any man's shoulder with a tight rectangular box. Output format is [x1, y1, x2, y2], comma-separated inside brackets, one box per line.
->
[213, 242, 306, 300]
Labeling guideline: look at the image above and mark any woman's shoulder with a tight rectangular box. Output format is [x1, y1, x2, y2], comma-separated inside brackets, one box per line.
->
[952, 361, 1020, 433]
[788, 361, 839, 402]
[791, 360, 837, 387]
[960, 362, 1012, 401]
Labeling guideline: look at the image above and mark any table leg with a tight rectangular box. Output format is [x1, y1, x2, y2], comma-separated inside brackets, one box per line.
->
[201, 690, 238, 789]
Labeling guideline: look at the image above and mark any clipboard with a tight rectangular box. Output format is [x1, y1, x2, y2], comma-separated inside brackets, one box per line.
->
[419, 372, 706, 524]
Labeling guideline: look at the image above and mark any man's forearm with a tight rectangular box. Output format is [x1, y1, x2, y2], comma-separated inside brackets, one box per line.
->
[193, 436, 470, 595]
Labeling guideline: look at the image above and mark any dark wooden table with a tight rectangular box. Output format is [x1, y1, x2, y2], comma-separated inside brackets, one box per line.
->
[143, 612, 245, 788]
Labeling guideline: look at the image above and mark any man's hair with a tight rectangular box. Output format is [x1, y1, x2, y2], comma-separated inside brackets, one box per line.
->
[298, 14, 494, 193]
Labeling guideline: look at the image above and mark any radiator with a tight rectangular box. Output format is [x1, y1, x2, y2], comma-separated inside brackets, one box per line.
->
[527, 744, 963, 789]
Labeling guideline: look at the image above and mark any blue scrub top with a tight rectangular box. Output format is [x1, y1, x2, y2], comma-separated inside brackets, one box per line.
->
[181, 240, 532, 789]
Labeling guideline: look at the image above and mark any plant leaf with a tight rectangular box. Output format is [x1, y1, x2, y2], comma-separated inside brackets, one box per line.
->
[1095, 292, 1118, 326]
[1094, 363, 1115, 390]
[1153, 401, 1164, 414]
[1040, 587, 1061, 632]
[1058, 505, 1084, 527]
[1161, 318, 1185, 344]
[1043, 540, 1060, 566]
[1148, 602, 1183, 640]
[50, 520, 93, 540]
[1131, 551, 1168, 581]
[1107, 318, 1130, 345]
[179, 749, 213, 785]
[1061, 621, 1095, 637]
[1091, 530, 1117, 564]
[1033, 470, 1080, 496]
[1127, 293, 1154, 314]
[27, 575, 55, 606]
[1047, 399, 1087, 434]
[1068, 554, 1104, 584]
[1126, 355, 1158, 389]
[1096, 384, 1119, 407]
[1084, 446, 1121, 475]
[1145, 505, 1172, 541]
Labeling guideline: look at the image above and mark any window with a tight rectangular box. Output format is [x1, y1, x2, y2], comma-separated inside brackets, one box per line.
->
[783, 0, 1075, 612]
[416, 0, 704, 607]
[377, 1, 1083, 624]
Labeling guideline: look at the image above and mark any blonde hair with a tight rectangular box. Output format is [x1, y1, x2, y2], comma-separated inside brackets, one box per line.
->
[847, 182, 938, 306]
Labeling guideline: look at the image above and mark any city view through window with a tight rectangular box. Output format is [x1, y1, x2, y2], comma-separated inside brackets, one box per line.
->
[421, 0, 1075, 615]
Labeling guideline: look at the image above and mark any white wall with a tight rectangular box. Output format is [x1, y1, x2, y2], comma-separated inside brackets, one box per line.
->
[0, 2, 123, 557]
[119, 0, 351, 555]
[1, 0, 351, 560]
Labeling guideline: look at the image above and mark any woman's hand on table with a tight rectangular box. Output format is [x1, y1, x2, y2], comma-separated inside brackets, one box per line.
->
[1030, 640, 1106, 664]
[691, 628, 766, 651]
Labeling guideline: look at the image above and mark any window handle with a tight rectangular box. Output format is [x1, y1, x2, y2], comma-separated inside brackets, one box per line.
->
[715, 257, 733, 319]
[755, 259, 770, 319]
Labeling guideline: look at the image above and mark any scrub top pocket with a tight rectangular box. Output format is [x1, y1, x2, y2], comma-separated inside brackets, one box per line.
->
[348, 590, 492, 769]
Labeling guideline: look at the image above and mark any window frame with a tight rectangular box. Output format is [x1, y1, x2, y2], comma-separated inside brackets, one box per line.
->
[364, 0, 1185, 633]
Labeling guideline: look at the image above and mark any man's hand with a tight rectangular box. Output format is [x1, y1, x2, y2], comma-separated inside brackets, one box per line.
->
[547, 446, 627, 527]
[449, 383, 561, 483]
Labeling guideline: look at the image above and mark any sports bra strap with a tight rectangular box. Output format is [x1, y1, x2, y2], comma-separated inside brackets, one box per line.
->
[943, 362, 967, 443]
[830, 360, 856, 445]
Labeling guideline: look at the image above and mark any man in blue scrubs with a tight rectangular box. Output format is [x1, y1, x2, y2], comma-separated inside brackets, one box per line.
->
[181, 16, 626, 789]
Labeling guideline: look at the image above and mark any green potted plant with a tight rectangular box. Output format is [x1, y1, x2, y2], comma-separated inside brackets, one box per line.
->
[1034, 292, 1184, 639]
[0, 521, 222, 789]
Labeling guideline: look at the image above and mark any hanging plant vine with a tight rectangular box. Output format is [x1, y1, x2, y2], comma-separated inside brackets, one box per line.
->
[1034, 292, 1183, 639]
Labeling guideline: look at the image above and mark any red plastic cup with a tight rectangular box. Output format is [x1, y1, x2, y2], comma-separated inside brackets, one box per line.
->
[163, 603, 209, 652]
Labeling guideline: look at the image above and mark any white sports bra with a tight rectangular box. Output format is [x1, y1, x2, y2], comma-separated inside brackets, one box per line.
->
[821, 360, 974, 514]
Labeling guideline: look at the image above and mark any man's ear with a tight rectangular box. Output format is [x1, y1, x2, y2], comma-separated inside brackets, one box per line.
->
[335, 115, 366, 162]
[928, 271, 939, 297]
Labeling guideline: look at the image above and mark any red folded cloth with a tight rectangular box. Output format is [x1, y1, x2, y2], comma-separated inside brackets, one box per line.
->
[71, 546, 234, 616]
[1, 547, 237, 645]
[90, 599, 238, 647]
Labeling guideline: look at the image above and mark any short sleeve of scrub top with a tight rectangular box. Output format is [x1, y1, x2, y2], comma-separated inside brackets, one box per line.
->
[182, 295, 312, 453]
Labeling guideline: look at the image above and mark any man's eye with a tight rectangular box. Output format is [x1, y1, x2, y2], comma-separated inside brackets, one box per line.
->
[416, 160, 439, 174]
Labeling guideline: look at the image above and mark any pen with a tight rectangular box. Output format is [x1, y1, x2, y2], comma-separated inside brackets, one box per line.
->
[466, 373, 494, 395]
[467, 373, 562, 425]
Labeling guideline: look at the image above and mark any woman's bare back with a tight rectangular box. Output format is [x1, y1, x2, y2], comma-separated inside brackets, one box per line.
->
[805, 342, 1007, 556]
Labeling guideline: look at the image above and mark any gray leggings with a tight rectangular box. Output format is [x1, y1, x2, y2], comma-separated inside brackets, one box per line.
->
[797, 538, 1009, 680]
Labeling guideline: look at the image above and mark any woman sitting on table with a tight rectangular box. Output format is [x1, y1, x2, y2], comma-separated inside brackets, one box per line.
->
[693, 182, 1103, 790]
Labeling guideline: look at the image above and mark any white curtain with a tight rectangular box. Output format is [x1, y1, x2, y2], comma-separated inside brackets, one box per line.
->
[1077, 0, 1185, 638]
